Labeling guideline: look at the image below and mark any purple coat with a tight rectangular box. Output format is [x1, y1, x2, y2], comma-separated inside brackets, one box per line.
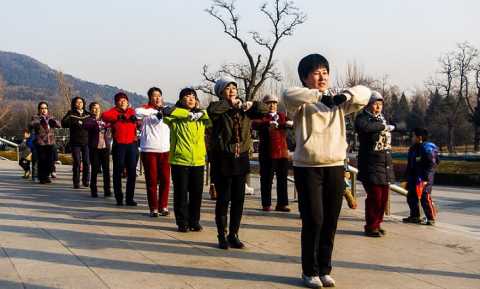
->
[83, 116, 111, 150]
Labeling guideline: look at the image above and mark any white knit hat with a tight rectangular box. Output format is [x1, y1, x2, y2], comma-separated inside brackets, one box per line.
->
[262, 94, 279, 103]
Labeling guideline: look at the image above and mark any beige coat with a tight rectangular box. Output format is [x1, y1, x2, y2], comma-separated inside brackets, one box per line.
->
[283, 85, 370, 167]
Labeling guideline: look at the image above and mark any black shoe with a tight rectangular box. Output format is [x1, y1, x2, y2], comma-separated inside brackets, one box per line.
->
[126, 201, 137, 206]
[45, 178, 52, 183]
[104, 191, 112, 197]
[402, 216, 422, 224]
[83, 182, 89, 188]
[423, 219, 436, 226]
[73, 184, 81, 189]
[364, 228, 382, 237]
[116, 200, 124, 206]
[178, 225, 189, 233]
[149, 212, 159, 218]
[275, 205, 291, 212]
[159, 208, 169, 216]
[189, 224, 203, 232]
[227, 234, 245, 249]
[91, 192, 98, 198]
[218, 235, 229, 250]
[379, 227, 387, 235]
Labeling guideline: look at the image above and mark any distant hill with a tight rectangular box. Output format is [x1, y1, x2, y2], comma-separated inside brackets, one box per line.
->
[0, 51, 146, 106]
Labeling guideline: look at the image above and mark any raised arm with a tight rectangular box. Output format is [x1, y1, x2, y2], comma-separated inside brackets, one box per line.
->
[355, 112, 386, 133]
[207, 100, 231, 121]
[339, 85, 371, 115]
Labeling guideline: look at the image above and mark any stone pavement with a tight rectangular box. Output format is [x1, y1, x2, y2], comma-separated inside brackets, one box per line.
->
[0, 159, 479, 289]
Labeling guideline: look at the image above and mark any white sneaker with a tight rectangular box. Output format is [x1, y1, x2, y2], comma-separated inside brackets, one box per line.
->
[302, 274, 323, 288]
[245, 184, 255, 195]
[319, 275, 335, 287]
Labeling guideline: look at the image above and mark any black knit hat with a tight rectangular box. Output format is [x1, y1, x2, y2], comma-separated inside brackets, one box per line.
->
[298, 54, 330, 86]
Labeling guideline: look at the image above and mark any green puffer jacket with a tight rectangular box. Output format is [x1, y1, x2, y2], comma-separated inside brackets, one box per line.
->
[207, 100, 268, 155]
[163, 107, 211, 166]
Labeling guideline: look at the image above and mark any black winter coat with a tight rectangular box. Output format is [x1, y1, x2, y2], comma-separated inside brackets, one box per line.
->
[355, 109, 395, 185]
[62, 110, 91, 146]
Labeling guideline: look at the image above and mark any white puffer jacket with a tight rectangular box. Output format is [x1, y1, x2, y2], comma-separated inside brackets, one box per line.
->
[135, 104, 170, 153]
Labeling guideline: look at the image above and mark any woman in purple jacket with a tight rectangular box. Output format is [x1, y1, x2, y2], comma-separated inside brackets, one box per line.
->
[84, 102, 111, 198]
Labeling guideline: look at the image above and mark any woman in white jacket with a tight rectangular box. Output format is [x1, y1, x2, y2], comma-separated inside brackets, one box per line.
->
[135, 87, 171, 217]
[283, 54, 370, 288]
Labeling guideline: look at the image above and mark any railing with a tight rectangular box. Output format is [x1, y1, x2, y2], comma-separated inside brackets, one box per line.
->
[0, 137, 19, 161]
[288, 164, 408, 215]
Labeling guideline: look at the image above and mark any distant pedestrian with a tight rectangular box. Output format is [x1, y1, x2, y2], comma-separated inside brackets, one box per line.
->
[135, 87, 171, 217]
[18, 129, 32, 179]
[102, 92, 139, 206]
[164, 87, 211, 232]
[208, 77, 268, 250]
[30, 101, 61, 184]
[62, 96, 91, 189]
[84, 102, 111, 198]
[355, 91, 396, 237]
[252, 94, 293, 212]
[403, 128, 439, 226]
[283, 53, 370, 288]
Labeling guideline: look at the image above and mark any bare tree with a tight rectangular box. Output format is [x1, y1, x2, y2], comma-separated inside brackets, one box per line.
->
[472, 62, 480, 151]
[0, 73, 12, 133]
[55, 71, 73, 117]
[201, 0, 306, 100]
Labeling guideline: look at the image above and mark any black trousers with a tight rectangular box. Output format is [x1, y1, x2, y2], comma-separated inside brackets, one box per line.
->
[89, 147, 111, 195]
[112, 143, 137, 203]
[36, 144, 54, 182]
[259, 157, 289, 208]
[294, 166, 344, 277]
[71, 144, 90, 186]
[171, 165, 204, 227]
[215, 174, 246, 236]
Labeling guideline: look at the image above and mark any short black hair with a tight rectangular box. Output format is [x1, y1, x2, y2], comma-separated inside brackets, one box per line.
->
[298, 54, 330, 86]
[147, 87, 163, 99]
[89, 101, 100, 111]
[413, 127, 428, 140]
[37, 101, 48, 111]
[178, 87, 197, 100]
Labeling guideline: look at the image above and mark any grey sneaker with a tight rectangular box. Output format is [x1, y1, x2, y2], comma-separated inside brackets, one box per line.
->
[319, 275, 336, 287]
[302, 274, 323, 288]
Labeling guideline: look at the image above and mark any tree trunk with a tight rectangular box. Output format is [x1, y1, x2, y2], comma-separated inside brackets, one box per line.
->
[447, 123, 455, 153]
[474, 123, 480, 152]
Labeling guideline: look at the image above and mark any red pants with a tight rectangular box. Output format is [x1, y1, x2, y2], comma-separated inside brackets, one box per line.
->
[141, 152, 170, 212]
[363, 183, 389, 230]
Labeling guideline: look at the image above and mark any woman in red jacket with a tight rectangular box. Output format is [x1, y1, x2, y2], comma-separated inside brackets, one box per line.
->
[252, 94, 293, 212]
[102, 92, 138, 206]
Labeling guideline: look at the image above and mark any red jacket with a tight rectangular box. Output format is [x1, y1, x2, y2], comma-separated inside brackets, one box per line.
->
[102, 107, 137, 144]
[252, 112, 289, 159]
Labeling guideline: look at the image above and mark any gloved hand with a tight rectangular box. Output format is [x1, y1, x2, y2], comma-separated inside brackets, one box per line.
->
[48, 119, 57, 127]
[333, 94, 347, 106]
[156, 111, 163, 120]
[269, 120, 279, 128]
[189, 111, 204, 121]
[386, 124, 396, 132]
[233, 98, 243, 109]
[242, 101, 253, 111]
[285, 120, 294, 127]
[118, 114, 126, 121]
[129, 115, 138, 122]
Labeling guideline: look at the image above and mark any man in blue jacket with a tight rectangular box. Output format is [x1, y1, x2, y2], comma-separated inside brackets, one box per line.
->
[403, 128, 439, 226]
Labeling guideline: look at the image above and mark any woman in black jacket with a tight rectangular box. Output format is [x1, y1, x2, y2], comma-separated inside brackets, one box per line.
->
[62, 96, 91, 189]
[355, 91, 396, 237]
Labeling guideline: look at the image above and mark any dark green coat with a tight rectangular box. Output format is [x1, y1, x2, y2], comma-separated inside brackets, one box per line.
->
[207, 100, 268, 155]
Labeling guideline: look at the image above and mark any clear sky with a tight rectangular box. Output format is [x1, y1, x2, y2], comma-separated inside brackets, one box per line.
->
[1, 0, 478, 102]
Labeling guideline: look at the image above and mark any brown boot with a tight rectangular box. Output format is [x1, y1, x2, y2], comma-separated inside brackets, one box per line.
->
[209, 184, 217, 200]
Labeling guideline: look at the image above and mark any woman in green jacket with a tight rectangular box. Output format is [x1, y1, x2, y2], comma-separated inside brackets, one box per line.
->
[163, 87, 211, 232]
